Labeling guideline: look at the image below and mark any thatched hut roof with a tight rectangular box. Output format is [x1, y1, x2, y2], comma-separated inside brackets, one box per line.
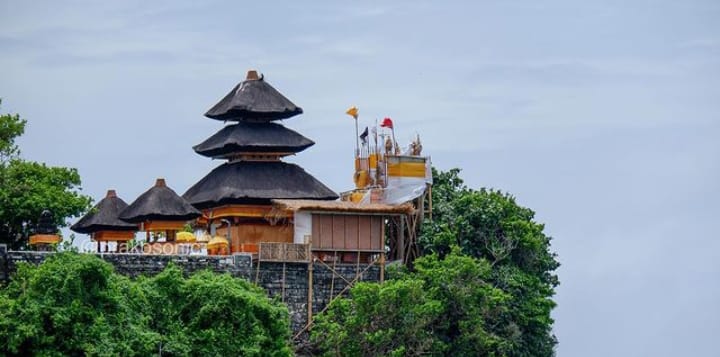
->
[193, 122, 314, 158]
[71, 190, 137, 234]
[183, 161, 338, 209]
[272, 199, 414, 215]
[120, 179, 201, 223]
[205, 70, 303, 122]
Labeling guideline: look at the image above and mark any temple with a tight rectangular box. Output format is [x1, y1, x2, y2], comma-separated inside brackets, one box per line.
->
[63, 69, 435, 335]
[71, 69, 431, 266]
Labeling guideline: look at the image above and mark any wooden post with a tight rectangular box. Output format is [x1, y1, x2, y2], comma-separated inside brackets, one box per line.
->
[356, 223, 361, 279]
[307, 258, 314, 325]
[380, 252, 385, 283]
[281, 261, 286, 303]
[255, 257, 261, 283]
[428, 185, 433, 220]
[330, 252, 337, 301]
[398, 216, 406, 264]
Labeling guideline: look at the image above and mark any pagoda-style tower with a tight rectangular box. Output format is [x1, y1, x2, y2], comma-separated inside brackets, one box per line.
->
[71, 190, 138, 252]
[184, 70, 337, 253]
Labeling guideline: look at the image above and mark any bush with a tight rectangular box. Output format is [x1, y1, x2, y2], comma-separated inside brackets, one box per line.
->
[0, 252, 292, 356]
[312, 250, 512, 356]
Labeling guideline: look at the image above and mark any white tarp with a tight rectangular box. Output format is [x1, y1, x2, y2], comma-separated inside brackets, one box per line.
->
[294, 211, 312, 244]
[384, 177, 427, 204]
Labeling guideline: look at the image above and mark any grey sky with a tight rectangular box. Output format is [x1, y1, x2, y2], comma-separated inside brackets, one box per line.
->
[1, 1, 719, 355]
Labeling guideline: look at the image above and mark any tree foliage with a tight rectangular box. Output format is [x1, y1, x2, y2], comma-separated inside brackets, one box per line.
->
[313, 168, 560, 356]
[312, 250, 513, 356]
[420, 168, 560, 356]
[0, 253, 293, 356]
[136, 266, 293, 356]
[0, 99, 26, 164]
[0, 100, 92, 249]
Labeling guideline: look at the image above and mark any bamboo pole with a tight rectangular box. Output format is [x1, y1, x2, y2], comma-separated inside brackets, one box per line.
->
[380, 252, 385, 283]
[329, 252, 337, 301]
[307, 258, 314, 329]
[355, 117, 360, 158]
[294, 255, 381, 340]
[281, 261, 286, 303]
[398, 216, 406, 264]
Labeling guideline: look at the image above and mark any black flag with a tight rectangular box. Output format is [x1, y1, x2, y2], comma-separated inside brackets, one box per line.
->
[359, 126, 369, 145]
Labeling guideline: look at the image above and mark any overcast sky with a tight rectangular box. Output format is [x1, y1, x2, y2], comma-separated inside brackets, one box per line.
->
[1, 1, 719, 355]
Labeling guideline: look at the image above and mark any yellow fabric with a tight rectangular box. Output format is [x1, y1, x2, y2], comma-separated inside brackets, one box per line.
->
[387, 161, 427, 178]
[354, 170, 369, 188]
[207, 236, 229, 249]
[369, 153, 378, 169]
[176, 231, 196, 243]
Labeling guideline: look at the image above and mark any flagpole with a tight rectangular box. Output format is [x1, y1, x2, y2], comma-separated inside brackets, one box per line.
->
[373, 120, 378, 156]
[355, 117, 360, 158]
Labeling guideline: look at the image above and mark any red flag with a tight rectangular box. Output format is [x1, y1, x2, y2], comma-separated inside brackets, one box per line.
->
[380, 117, 393, 129]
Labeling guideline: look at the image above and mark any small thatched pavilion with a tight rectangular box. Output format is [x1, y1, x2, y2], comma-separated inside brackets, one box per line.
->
[120, 178, 200, 246]
[71, 190, 137, 252]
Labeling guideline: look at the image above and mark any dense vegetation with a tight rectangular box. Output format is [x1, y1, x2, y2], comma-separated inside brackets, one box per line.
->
[311, 168, 560, 356]
[0, 100, 92, 249]
[0, 253, 293, 356]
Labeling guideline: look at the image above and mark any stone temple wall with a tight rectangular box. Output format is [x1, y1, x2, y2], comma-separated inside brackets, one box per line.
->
[0, 245, 381, 335]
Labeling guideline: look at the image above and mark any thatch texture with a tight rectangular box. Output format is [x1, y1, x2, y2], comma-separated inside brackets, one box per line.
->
[193, 122, 314, 158]
[183, 161, 338, 209]
[272, 199, 414, 215]
[205, 72, 302, 121]
[71, 190, 137, 234]
[120, 179, 201, 223]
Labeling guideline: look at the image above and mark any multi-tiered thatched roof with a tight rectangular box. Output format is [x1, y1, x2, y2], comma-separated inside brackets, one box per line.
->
[185, 70, 337, 209]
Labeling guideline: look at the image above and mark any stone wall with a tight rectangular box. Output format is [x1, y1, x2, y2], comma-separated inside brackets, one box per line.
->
[0, 246, 381, 335]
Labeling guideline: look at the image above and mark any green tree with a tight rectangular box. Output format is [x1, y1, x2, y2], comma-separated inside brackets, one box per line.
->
[0, 253, 294, 356]
[0, 99, 26, 164]
[137, 266, 293, 356]
[0, 253, 158, 356]
[313, 168, 560, 356]
[0, 100, 92, 249]
[312, 250, 513, 356]
[420, 168, 560, 356]
[312, 278, 442, 356]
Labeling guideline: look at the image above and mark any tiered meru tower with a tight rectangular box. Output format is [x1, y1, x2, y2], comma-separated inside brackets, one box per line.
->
[183, 70, 338, 254]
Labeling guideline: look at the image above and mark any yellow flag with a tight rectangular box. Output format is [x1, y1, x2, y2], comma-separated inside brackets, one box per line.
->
[345, 106, 359, 119]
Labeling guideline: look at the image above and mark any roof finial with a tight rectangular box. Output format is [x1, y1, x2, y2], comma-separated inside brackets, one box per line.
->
[106, 189, 117, 198]
[246, 70, 259, 80]
[155, 178, 166, 187]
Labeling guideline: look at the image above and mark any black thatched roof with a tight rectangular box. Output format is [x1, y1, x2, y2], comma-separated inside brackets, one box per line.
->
[71, 190, 137, 234]
[205, 70, 303, 122]
[183, 161, 338, 209]
[120, 179, 201, 223]
[193, 122, 314, 158]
